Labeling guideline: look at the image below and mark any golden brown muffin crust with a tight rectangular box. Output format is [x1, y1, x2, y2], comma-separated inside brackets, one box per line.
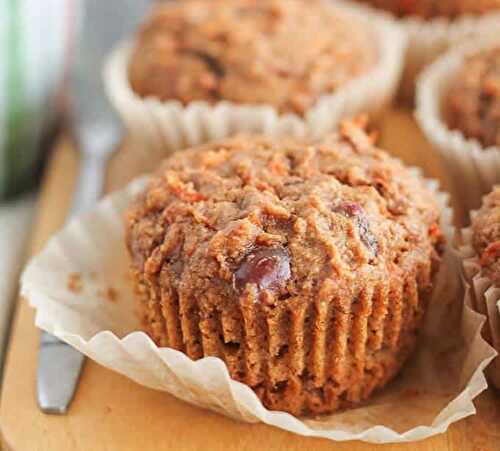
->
[356, 0, 500, 18]
[126, 119, 444, 415]
[445, 46, 500, 148]
[128, 0, 377, 115]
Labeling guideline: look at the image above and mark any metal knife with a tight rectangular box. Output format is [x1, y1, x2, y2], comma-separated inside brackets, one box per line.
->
[37, 0, 152, 415]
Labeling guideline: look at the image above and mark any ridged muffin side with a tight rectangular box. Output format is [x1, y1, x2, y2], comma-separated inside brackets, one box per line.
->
[126, 120, 445, 415]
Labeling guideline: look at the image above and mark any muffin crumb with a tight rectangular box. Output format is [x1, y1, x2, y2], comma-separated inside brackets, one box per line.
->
[98, 286, 120, 303]
[67, 272, 83, 294]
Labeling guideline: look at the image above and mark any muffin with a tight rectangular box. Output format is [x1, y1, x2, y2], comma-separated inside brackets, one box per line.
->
[347, 0, 500, 101]
[445, 46, 500, 149]
[459, 186, 500, 388]
[355, 0, 500, 18]
[125, 119, 445, 416]
[471, 187, 500, 285]
[105, 0, 405, 156]
[416, 39, 500, 212]
[128, 0, 377, 116]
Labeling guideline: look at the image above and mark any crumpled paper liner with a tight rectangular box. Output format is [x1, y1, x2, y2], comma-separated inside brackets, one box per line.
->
[336, 0, 500, 101]
[457, 207, 500, 390]
[104, 2, 406, 159]
[415, 35, 500, 213]
[21, 170, 496, 443]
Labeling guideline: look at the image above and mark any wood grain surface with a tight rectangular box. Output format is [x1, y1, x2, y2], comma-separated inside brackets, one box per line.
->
[1, 108, 499, 451]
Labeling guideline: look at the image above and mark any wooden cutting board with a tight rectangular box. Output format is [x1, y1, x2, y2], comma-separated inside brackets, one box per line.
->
[1, 108, 500, 451]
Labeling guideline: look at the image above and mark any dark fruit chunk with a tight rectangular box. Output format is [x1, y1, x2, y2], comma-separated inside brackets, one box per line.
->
[234, 246, 291, 294]
[334, 201, 379, 256]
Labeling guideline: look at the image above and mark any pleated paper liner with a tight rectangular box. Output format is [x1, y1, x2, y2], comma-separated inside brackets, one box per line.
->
[21, 169, 496, 443]
[336, 0, 500, 102]
[416, 34, 500, 214]
[457, 207, 500, 390]
[103, 2, 406, 161]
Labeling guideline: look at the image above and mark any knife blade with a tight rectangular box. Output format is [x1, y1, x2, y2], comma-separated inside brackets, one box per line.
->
[37, 0, 152, 415]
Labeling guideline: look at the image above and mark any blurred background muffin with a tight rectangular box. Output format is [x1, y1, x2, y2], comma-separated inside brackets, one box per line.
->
[344, 0, 500, 102]
[416, 37, 500, 212]
[105, 0, 405, 158]
[444, 46, 500, 149]
[128, 0, 377, 116]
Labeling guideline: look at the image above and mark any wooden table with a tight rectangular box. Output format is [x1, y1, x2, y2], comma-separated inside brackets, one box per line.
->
[1, 108, 499, 451]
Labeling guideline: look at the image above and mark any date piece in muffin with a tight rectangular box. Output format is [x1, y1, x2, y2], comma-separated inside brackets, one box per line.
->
[471, 186, 500, 284]
[128, 0, 377, 116]
[355, 0, 500, 18]
[444, 46, 500, 149]
[126, 119, 445, 416]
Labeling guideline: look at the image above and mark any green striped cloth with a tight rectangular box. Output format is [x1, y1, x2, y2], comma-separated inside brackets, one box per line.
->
[0, 0, 74, 198]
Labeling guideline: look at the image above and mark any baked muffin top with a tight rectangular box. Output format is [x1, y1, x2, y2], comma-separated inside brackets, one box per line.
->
[126, 119, 444, 309]
[472, 186, 500, 284]
[128, 0, 377, 115]
[355, 0, 500, 18]
[445, 46, 500, 148]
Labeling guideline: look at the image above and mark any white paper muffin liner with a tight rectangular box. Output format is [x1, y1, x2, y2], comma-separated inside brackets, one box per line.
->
[416, 35, 500, 213]
[104, 3, 406, 159]
[336, 0, 500, 100]
[458, 204, 500, 390]
[21, 168, 496, 443]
